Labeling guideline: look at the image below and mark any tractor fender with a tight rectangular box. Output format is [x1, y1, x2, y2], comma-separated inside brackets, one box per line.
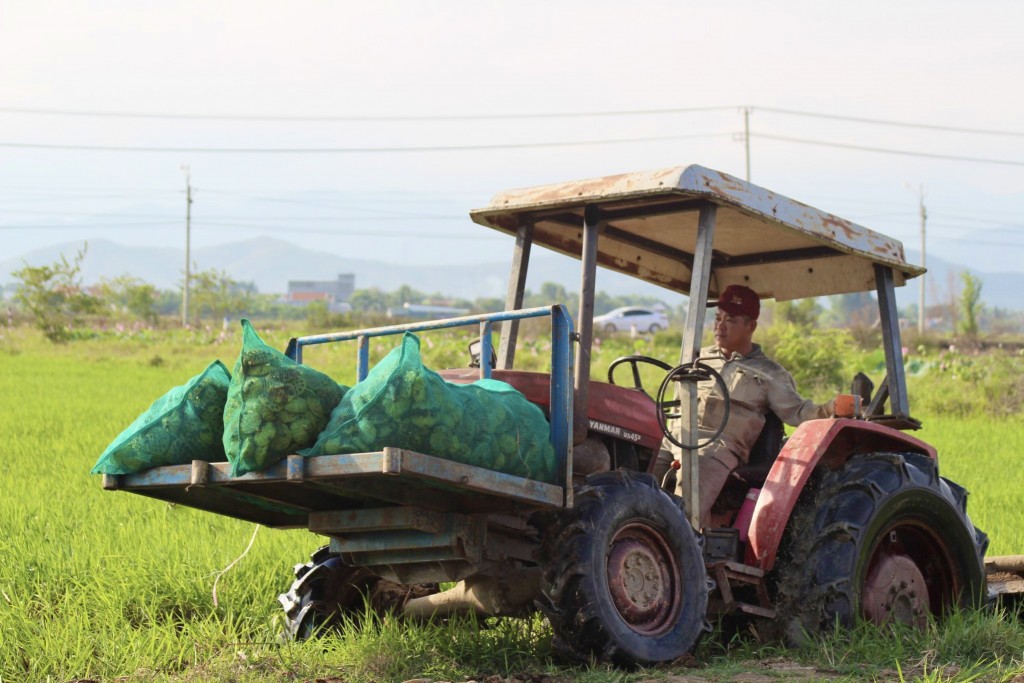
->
[745, 418, 937, 572]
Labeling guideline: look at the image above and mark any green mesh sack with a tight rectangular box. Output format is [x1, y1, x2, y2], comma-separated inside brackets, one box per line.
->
[302, 332, 556, 484]
[91, 360, 231, 475]
[224, 319, 346, 477]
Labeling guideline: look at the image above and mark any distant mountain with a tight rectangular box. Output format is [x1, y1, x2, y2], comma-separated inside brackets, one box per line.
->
[899, 250, 1022, 313]
[2, 238, 1022, 311]
[0, 238, 490, 296]
[0, 237, 664, 301]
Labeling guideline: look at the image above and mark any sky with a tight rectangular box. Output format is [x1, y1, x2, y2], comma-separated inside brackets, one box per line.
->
[2, 1, 1023, 282]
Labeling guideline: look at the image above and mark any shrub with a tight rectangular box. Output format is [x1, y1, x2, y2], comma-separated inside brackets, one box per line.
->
[758, 322, 855, 400]
[910, 346, 1024, 418]
[11, 244, 99, 343]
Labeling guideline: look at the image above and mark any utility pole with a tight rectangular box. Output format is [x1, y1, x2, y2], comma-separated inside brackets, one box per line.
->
[917, 185, 927, 334]
[743, 107, 751, 182]
[181, 166, 192, 327]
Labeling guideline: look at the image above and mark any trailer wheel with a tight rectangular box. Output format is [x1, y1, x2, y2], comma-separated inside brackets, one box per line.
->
[278, 546, 435, 640]
[774, 452, 987, 640]
[537, 470, 709, 667]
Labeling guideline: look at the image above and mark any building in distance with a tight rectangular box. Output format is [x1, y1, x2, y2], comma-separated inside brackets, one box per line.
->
[286, 274, 354, 312]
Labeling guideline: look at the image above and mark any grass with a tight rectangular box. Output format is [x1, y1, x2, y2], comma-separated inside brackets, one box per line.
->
[2, 323, 1024, 681]
[917, 417, 1024, 556]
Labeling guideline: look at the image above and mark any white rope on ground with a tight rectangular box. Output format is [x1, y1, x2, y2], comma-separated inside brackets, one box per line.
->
[212, 524, 261, 608]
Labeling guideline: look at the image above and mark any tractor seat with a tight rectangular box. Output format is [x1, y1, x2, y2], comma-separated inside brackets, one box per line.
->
[730, 411, 784, 488]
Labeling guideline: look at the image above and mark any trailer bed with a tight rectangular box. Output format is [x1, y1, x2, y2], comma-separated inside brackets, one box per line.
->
[103, 448, 565, 530]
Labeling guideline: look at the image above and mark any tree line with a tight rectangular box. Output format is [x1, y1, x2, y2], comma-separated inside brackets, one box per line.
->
[6, 244, 1019, 343]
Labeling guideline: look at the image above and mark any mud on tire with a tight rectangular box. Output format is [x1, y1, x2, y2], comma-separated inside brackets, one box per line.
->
[536, 470, 709, 667]
[774, 451, 988, 639]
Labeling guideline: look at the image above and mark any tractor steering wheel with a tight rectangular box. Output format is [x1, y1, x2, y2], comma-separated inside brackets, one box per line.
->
[607, 355, 673, 393]
[656, 361, 730, 451]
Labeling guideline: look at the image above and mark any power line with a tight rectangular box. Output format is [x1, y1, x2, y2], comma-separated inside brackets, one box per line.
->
[0, 192, 180, 203]
[0, 188, 177, 196]
[756, 106, 1024, 138]
[928, 216, 1024, 229]
[5, 130, 1022, 167]
[856, 232, 1024, 249]
[931, 237, 1024, 247]
[0, 104, 735, 122]
[800, 195, 1024, 222]
[0, 220, 497, 239]
[0, 209, 465, 221]
[198, 214, 463, 224]
[750, 132, 1024, 167]
[6, 103, 1024, 139]
[0, 131, 730, 154]
[0, 221, 180, 229]
[8, 213, 1016, 231]
[203, 187, 484, 199]
[6, 221, 1021, 250]
[841, 207, 1024, 225]
[192, 222, 495, 238]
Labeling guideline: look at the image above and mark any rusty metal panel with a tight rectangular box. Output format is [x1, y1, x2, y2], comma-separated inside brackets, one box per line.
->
[332, 520, 480, 556]
[986, 557, 1024, 599]
[986, 556, 1024, 574]
[479, 166, 687, 212]
[469, 164, 923, 299]
[379, 448, 564, 507]
[104, 448, 564, 530]
[308, 506, 446, 535]
[328, 512, 488, 583]
[111, 448, 563, 509]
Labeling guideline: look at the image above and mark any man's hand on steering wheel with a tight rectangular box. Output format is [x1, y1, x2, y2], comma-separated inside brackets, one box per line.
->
[607, 355, 731, 451]
[656, 361, 730, 451]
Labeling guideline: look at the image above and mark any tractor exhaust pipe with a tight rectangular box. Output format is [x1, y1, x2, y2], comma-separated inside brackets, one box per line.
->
[402, 568, 540, 619]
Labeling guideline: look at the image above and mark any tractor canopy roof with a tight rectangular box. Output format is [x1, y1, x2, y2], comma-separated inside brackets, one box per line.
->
[469, 164, 924, 302]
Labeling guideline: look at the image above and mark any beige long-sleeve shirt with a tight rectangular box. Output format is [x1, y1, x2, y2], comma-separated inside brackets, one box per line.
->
[688, 343, 834, 465]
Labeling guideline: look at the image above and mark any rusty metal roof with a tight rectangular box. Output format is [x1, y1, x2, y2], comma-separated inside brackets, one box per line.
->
[469, 165, 924, 301]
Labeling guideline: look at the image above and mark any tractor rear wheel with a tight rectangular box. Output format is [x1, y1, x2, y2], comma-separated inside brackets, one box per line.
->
[774, 452, 987, 640]
[278, 546, 436, 640]
[537, 470, 708, 667]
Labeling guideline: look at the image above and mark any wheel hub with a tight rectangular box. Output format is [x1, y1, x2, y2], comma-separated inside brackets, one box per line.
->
[863, 551, 930, 628]
[606, 524, 680, 635]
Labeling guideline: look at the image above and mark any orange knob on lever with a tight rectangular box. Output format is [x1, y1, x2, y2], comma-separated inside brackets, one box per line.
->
[834, 393, 861, 418]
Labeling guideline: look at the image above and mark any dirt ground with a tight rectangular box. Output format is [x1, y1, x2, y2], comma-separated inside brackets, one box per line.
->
[369, 657, 982, 683]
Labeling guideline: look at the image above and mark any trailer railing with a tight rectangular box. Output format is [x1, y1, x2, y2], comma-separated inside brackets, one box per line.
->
[284, 305, 575, 490]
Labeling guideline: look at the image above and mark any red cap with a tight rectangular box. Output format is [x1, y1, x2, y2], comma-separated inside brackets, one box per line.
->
[715, 284, 760, 320]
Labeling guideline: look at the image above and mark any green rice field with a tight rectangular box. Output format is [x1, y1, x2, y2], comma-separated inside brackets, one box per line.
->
[1, 324, 1023, 682]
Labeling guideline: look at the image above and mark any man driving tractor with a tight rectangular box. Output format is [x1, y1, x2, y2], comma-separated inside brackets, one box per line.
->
[654, 284, 842, 527]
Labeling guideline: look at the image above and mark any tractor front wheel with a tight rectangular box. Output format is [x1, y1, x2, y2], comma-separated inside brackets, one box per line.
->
[775, 452, 987, 639]
[537, 470, 709, 667]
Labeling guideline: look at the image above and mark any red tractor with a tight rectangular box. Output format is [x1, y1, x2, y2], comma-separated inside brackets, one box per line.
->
[105, 165, 1013, 667]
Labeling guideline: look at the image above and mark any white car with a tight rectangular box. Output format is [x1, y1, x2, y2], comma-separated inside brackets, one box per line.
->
[593, 306, 669, 333]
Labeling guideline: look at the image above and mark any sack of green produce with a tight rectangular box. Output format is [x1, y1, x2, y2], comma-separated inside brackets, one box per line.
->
[302, 332, 556, 484]
[224, 319, 345, 476]
[91, 360, 231, 475]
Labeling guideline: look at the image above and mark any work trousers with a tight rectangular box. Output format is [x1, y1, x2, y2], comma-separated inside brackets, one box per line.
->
[652, 446, 738, 529]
